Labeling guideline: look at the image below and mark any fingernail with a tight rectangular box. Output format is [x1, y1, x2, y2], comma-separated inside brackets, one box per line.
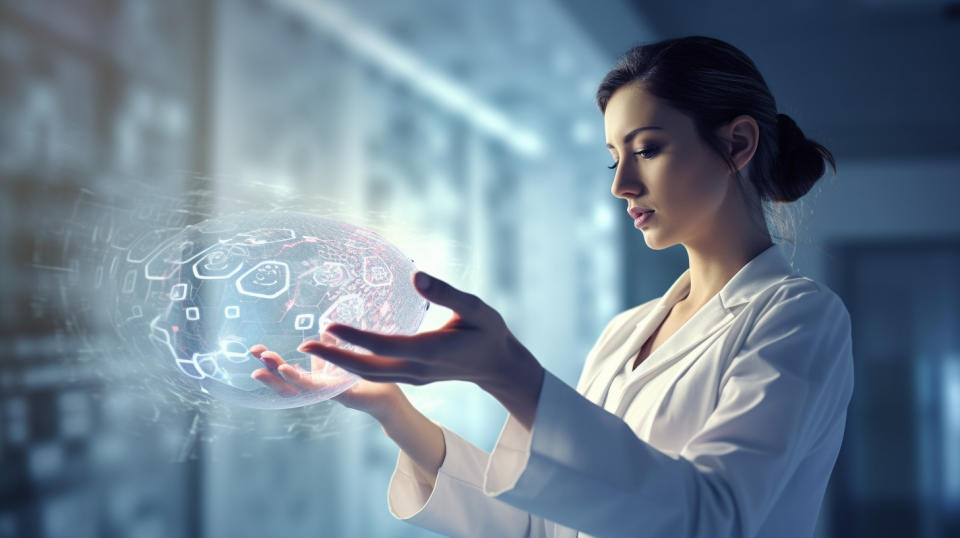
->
[414, 272, 431, 291]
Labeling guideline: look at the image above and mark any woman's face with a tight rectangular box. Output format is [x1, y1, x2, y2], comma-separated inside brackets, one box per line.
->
[603, 82, 737, 251]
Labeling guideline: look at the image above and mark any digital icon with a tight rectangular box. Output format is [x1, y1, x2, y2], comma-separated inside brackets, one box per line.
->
[192, 245, 245, 280]
[320, 293, 365, 324]
[313, 261, 348, 287]
[170, 283, 188, 301]
[236, 260, 290, 299]
[363, 255, 393, 287]
[122, 269, 137, 294]
[294, 313, 315, 331]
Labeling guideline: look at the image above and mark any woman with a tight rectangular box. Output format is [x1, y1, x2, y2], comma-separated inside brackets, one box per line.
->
[250, 35, 853, 538]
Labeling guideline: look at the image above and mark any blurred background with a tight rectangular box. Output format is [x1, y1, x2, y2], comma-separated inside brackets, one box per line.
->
[1, 0, 958, 537]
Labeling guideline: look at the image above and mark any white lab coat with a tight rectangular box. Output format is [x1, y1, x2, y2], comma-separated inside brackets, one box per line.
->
[386, 243, 854, 538]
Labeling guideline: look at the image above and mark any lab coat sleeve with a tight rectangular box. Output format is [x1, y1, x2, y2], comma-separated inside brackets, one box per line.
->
[481, 287, 854, 537]
[383, 304, 642, 537]
[386, 422, 541, 537]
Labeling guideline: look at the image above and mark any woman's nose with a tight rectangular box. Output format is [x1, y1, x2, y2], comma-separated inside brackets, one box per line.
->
[611, 165, 643, 199]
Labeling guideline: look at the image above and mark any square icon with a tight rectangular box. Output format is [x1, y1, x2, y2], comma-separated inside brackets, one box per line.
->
[170, 283, 188, 301]
[185, 307, 200, 321]
[294, 313, 314, 331]
[122, 270, 137, 294]
[224, 305, 240, 319]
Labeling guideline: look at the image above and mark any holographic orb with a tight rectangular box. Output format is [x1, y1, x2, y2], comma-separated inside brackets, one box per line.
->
[118, 211, 428, 409]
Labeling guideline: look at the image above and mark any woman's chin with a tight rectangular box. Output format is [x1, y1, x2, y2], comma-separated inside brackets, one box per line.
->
[641, 232, 672, 251]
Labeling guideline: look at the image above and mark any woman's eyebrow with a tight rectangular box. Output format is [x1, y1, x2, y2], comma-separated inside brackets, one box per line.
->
[606, 125, 665, 148]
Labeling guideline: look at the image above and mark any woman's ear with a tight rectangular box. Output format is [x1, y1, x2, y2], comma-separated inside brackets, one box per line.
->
[723, 114, 759, 174]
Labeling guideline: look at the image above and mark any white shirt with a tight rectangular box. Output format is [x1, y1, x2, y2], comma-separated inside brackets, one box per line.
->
[386, 243, 855, 538]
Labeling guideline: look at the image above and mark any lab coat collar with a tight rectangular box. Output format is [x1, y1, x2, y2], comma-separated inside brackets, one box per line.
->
[592, 244, 797, 411]
[717, 243, 797, 311]
[589, 289, 732, 408]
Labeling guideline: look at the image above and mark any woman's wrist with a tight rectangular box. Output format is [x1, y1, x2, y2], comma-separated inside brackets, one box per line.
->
[369, 386, 410, 427]
[477, 337, 546, 430]
[375, 389, 446, 480]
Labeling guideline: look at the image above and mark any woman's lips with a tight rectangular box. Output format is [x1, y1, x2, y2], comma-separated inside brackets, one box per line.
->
[633, 210, 654, 228]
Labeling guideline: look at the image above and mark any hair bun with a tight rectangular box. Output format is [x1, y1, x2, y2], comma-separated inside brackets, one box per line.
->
[776, 114, 805, 156]
[772, 113, 836, 203]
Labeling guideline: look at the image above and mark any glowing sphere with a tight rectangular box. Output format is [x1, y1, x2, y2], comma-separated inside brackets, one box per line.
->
[121, 211, 428, 409]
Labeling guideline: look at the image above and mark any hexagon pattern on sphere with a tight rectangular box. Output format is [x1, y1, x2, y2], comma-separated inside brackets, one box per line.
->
[132, 211, 428, 409]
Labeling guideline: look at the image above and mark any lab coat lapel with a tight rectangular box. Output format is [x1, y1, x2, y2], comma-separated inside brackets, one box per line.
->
[584, 323, 645, 405]
[608, 244, 795, 414]
[624, 296, 733, 396]
[584, 269, 693, 406]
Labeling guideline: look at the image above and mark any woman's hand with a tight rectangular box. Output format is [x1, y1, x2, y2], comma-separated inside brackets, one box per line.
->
[249, 337, 402, 422]
[251, 339, 448, 480]
[298, 271, 546, 429]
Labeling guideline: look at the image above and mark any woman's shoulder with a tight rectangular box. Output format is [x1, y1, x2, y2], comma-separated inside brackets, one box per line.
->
[726, 274, 855, 400]
[752, 274, 849, 317]
[735, 274, 853, 346]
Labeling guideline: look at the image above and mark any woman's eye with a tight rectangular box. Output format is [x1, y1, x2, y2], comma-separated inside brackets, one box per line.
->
[635, 147, 659, 159]
[608, 147, 659, 170]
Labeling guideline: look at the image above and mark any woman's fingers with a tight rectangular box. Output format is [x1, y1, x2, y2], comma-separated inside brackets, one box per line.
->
[276, 364, 318, 391]
[251, 345, 322, 395]
[250, 345, 289, 370]
[319, 325, 419, 358]
[251, 368, 300, 397]
[258, 350, 288, 370]
[310, 353, 324, 375]
[413, 271, 490, 324]
[298, 341, 423, 381]
[321, 324, 472, 363]
[250, 278, 483, 388]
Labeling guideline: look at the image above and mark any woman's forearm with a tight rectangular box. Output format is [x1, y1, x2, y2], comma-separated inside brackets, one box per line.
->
[369, 335, 544, 491]
[375, 393, 446, 488]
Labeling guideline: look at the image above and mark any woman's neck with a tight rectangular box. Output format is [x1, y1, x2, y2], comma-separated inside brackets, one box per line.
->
[680, 233, 773, 311]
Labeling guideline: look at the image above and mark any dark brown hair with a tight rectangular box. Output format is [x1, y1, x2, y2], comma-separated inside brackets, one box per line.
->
[596, 36, 837, 207]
